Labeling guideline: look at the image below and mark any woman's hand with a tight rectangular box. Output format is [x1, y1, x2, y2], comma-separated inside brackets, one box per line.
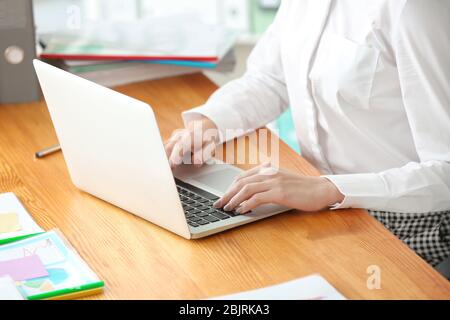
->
[214, 162, 345, 214]
[164, 116, 219, 168]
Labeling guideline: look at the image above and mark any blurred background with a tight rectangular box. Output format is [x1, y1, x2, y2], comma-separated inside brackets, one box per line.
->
[32, 0, 299, 152]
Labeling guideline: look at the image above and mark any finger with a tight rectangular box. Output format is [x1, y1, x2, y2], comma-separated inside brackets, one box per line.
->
[165, 129, 186, 159]
[236, 190, 275, 214]
[169, 140, 191, 168]
[164, 139, 178, 158]
[168, 142, 183, 168]
[192, 141, 215, 167]
[202, 141, 217, 165]
[223, 182, 271, 211]
[169, 131, 194, 167]
[214, 173, 270, 208]
[233, 161, 271, 183]
[166, 130, 184, 146]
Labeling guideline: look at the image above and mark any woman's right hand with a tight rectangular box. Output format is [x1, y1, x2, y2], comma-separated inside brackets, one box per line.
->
[164, 116, 219, 169]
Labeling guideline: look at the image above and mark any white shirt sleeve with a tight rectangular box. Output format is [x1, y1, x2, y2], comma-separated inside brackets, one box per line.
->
[324, 0, 450, 213]
[182, 2, 290, 142]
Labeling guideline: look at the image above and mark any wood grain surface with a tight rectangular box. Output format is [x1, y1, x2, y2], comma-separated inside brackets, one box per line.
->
[0, 73, 449, 299]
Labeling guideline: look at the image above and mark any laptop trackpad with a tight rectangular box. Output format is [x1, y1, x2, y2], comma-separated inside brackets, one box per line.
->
[174, 164, 242, 195]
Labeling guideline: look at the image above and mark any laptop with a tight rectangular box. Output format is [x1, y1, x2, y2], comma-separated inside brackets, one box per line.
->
[33, 60, 290, 239]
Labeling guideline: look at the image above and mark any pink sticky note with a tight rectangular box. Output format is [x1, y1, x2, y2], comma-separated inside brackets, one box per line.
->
[0, 255, 48, 281]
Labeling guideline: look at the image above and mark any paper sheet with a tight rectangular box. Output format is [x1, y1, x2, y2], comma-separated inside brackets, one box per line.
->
[0, 193, 44, 243]
[0, 276, 24, 300]
[0, 212, 21, 234]
[0, 255, 48, 281]
[212, 275, 346, 300]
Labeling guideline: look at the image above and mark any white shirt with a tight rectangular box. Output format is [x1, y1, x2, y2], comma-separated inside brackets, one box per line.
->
[183, 0, 450, 213]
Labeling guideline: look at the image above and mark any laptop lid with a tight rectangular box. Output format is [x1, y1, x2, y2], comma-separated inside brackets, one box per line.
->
[33, 59, 191, 239]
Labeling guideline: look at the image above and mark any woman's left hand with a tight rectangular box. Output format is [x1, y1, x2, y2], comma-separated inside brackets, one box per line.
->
[214, 162, 345, 214]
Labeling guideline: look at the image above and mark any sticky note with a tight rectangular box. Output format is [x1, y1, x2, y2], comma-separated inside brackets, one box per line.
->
[0, 255, 48, 281]
[0, 212, 21, 234]
[0, 276, 24, 300]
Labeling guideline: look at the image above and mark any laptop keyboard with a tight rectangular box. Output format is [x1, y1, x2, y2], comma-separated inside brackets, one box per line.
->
[175, 178, 241, 228]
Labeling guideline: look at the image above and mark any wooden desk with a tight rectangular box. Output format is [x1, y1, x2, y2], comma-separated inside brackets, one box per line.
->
[0, 73, 449, 300]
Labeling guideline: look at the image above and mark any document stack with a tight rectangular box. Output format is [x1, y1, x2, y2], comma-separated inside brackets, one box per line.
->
[38, 15, 237, 87]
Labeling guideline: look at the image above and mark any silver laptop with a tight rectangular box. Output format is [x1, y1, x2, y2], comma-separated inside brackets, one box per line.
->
[33, 60, 290, 239]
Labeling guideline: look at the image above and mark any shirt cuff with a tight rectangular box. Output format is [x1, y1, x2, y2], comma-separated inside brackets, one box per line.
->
[182, 103, 246, 143]
[322, 173, 390, 210]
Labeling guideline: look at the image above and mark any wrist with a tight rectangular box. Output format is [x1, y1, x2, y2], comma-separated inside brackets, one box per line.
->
[187, 116, 217, 131]
[320, 177, 345, 208]
[187, 116, 220, 145]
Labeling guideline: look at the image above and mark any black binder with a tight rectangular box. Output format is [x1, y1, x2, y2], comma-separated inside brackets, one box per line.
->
[0, 0, 40, 104]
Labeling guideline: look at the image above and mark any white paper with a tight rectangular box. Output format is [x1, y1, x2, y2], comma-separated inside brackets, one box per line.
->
[212, 275, 346, 300]
[0, 193, 44, 242]
[77, 62, 201, 88]
[0, 276, 24, 300]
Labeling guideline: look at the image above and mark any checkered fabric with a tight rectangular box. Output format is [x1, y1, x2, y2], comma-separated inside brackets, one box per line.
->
[369, 210, 450, 267]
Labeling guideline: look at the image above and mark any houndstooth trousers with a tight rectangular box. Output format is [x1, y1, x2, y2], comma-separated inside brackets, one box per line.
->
[369, 210, 450, 267]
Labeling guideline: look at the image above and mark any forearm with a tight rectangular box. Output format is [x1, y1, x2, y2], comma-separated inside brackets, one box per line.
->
[183, 73, 288, 143]
[324, 161, 450, 213]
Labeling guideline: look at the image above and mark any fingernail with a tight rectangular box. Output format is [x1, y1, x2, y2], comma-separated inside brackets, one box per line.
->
[236, 207, 243, 214]
[224, 205, 231, 211]
[213, 200, 221, 208]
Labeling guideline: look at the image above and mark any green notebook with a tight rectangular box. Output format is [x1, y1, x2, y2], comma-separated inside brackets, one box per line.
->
[0, 229, 104, 300]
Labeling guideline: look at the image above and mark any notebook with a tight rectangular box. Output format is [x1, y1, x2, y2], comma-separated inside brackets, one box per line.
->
[0, 229, 104, 300]
[0, 193, 44, 245]
[61, 48, 236, 70]
[68, 61, 201, 88]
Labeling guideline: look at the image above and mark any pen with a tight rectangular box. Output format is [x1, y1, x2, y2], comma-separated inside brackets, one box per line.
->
[35, 144, 61, 159]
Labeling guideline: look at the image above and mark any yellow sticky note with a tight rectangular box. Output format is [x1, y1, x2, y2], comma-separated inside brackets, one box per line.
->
[0, 212, 21, 234]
